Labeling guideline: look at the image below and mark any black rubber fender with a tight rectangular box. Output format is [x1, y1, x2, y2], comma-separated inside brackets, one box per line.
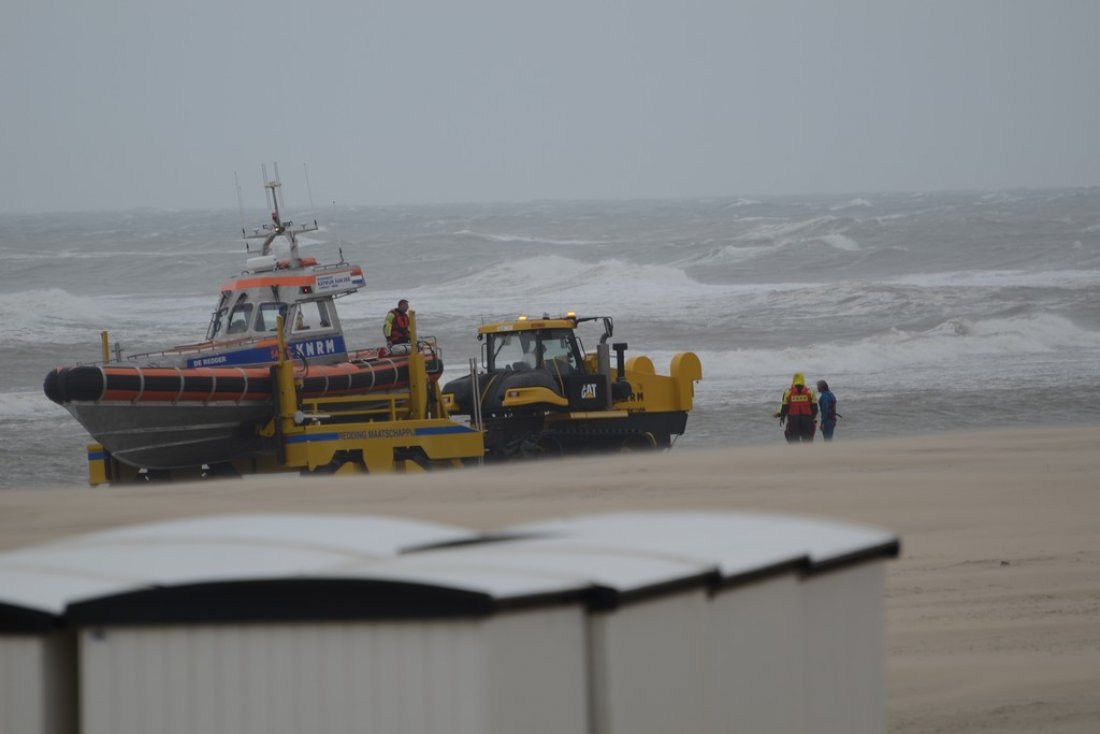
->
[44, 366, 106, 404]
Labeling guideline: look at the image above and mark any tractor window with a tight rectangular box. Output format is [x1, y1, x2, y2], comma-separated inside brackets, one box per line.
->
[491, 329, 579, 372]
[541, 329, 578, 371]
[492, 332, 538, 370]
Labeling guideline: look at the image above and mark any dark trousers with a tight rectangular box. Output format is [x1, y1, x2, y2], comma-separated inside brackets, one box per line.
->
[821, 420, 836, 441]
[785, 415, 815, 443]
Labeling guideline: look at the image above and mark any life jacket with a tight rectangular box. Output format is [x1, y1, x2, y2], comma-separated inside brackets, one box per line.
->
[787, 385, 813, 416]
[387, 309, 410, 344]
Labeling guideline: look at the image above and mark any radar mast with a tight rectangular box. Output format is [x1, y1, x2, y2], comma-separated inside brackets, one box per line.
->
[243, 162, 319, 265]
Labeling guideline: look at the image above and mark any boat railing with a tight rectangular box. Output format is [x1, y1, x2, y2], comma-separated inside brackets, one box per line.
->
[345, 338, 444, 374]
[312, 261, 356, 274]
[299, 394, 411, 423]
[415, 337, 444, 374]
[123, 336, 265, 364]
[233, 260, 358, 278]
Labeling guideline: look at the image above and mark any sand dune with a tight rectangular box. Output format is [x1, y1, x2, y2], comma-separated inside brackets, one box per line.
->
[2, 426, 1098, 733]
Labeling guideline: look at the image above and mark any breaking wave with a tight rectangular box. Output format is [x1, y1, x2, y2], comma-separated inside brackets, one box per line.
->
[453, 230, 609, 246]
[690, 313, 1100, 383]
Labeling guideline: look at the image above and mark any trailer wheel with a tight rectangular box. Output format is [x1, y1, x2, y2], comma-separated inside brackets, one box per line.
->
[201, 463, 241, 479]
[620, 433, 657, 452]
[526, 435, 563, 459]
[310, 450, 367, 475]
[394, 447, 432, 472]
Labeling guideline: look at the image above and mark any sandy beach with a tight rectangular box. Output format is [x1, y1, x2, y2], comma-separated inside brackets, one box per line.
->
[2, 425, 1098, 733]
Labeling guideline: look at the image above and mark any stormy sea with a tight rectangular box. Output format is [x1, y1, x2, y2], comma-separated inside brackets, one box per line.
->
[3, 187, 1099, 488]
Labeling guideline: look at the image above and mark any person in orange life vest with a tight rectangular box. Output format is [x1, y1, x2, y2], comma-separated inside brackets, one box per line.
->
[774, 372, 818, 443]
[383, 299, 410, 346]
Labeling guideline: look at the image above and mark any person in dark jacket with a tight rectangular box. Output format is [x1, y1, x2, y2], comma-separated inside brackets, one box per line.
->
[775, 372, 817, 443]
[383, 299, 410, 346]
[817, 379, 839, 442]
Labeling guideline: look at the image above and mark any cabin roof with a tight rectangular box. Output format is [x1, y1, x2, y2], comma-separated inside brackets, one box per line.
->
[478, 317, 577, 335]
[0, 511, 899, 629]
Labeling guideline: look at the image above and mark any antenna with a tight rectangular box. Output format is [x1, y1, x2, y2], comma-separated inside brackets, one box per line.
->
[261, 164, 273, 220]
[245, 163, 318, 260]
[304, 163, 318, 221]
[234, 172, 248, 250]
[262, 163, 283, 228]
[331, 199, 343, 251]
[273, 162, 287, 214]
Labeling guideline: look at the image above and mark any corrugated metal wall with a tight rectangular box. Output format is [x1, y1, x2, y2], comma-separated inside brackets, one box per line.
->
[0, 633, 75, 734]
[800, 563, 887, 734]
[705, 575, 806, 733]
[588, 591, 710, 734]
[1, 511, 897, 734]
[78, 607, 587, 734]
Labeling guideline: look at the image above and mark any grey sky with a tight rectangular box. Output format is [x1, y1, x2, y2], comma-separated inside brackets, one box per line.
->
[2, 0, 1098, 213]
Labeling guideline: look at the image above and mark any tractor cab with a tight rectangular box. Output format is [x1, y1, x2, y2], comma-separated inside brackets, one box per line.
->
[443, 312, 701, 458]
[479, 314, 608, 375]
[451, 314, 633, 416]
[477, 314, 628, 377]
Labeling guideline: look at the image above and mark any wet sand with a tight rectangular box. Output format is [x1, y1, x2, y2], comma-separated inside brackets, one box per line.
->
[2, 426, 1098, 733]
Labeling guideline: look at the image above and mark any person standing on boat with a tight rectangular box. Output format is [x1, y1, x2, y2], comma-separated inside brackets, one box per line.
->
[817, 379, 840, 442]
[384, 299, 411, 347]
[774, 372, 817, 443]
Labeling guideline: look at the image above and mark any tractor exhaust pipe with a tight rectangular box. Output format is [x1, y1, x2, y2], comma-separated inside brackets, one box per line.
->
[613, 343, 628, 383]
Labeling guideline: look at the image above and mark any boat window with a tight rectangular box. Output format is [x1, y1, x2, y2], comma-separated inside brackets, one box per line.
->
[226, 296, 253, 335]
[255, 303, 288, 332]
[293, 301, 332, 332]
[207, 308, 228, 340]
[206, 292, 232, 340]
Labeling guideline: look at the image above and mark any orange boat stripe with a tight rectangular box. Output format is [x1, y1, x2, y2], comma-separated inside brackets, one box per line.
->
[221, 275, 316, 290]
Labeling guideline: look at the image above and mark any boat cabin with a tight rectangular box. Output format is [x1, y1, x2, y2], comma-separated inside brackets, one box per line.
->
[120, 172, 369, 370]
[191, 258, 365, 368]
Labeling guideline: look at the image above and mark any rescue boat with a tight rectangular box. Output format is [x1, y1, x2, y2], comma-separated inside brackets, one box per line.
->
[44, 173, 441, 470]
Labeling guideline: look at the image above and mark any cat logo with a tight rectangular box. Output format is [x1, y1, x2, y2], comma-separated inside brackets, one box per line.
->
[580, 383, 597, 400]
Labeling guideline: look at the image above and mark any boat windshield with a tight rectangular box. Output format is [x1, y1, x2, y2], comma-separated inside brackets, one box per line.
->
[226, 295, 253, 335]
[256, 303, 288, 332]
[207, 310, 227, 340]
[206, 292, 231, 340]
[292, 301, 333, 332]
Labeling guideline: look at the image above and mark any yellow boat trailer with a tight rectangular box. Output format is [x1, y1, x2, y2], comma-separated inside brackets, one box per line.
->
[87, 313, 484, 485]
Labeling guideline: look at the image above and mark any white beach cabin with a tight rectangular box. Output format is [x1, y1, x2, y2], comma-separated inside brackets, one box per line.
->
[508, 511, 900, 734]
[0, 514, 481, 734]
[371, 538, 724, 734]
[0, 510, 898, 734]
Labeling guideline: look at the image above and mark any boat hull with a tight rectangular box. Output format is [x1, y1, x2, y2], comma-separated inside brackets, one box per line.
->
[47, 349, 443, 470]
[65, 401, 273, 470]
